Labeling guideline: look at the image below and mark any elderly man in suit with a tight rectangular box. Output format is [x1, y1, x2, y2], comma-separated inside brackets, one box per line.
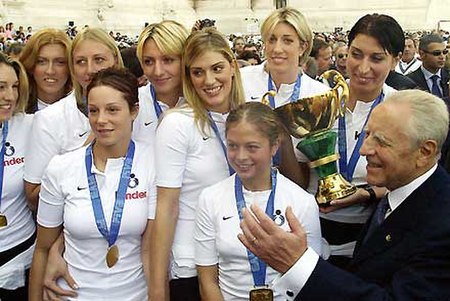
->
[408, 34, 449, 100]
[239, 89, 450, 301]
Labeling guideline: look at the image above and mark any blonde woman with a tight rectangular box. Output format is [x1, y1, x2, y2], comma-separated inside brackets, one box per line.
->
[0, 53, 33, 301]
[150, 28, 244, 301]
[24, 27, 123, 211]
[132, 20, 188, 145]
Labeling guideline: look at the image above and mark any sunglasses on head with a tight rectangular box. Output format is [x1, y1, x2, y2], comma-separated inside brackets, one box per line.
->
[423, 49, 449, 56]
[337, 53, 348, 59]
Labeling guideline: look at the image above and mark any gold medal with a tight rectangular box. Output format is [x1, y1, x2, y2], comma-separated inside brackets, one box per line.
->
[106, 245, 119, 268]
[0, 214, 7, 227]
[249, 287, 273, 301]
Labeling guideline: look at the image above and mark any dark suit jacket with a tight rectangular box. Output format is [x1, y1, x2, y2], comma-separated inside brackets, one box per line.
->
[407, 67, 449, 99]
[297, 166, 450, 301]
[385, 71, 417, 90]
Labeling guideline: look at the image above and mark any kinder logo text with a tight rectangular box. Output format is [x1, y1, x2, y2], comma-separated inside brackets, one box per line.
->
[126, 191, 147, 200]
[4, 156, 24, 167]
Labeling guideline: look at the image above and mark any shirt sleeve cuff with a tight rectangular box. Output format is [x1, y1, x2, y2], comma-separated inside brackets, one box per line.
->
[271, 247, 319, 300]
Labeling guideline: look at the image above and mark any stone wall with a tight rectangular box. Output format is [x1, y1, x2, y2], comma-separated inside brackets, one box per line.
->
[0, 0, 448, 36]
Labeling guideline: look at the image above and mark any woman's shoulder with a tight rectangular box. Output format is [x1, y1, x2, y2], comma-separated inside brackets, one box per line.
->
[300, 73, 330, 95]
[202, 174, 235, 195]
[10, 112, 33, 127]
[159, 105, 195, 125]
[45, 146, 87, 175]
[34, 92, 77, 121]
[277, 172, 315, 199]
[383, 83, 397, 97]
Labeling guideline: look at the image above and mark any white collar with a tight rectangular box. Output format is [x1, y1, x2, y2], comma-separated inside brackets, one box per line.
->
[421, 66, 441, 80]
[387, 164, 437, 213]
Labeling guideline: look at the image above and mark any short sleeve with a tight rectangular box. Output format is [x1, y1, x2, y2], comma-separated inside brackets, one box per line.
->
[24, 111, 61, 184]
[37, 155, 65, 228]
[155, 112, 191, 188]
[194, 188, 219, 266]
[296, 193, 322, 256]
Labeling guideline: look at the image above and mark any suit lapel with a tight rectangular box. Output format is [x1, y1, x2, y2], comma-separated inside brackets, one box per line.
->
[353, 167, 442, 265]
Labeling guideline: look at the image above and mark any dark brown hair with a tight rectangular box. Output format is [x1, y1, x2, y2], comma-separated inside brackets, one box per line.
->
[87, 67, 138, 111]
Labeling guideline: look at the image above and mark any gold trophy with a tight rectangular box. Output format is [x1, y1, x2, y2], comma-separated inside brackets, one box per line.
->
[272, 70, 356, 205]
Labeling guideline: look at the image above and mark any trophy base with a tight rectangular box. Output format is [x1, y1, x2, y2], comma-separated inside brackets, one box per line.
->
[316, 173, 357, 206]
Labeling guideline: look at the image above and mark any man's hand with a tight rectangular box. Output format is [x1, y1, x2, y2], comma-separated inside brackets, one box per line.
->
[238, 204, 307, 273]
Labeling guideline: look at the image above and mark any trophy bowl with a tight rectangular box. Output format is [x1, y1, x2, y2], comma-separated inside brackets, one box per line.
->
[274, 70, 356, 206]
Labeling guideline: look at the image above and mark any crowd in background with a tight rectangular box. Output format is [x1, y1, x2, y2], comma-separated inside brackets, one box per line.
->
[1, 8, 450, 301]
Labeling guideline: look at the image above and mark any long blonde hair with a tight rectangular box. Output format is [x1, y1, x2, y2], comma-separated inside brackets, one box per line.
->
[182, 28, 245, 134]
[136, 20, 188, 65]
[69, 27, 124, 106]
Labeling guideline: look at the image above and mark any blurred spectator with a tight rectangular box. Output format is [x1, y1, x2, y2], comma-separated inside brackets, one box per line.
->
[233, 36, 245, 57]
[301, 56, 319, 79]
[395, 35, 422, 75]
[310, 38, 332, 77]
[5, 42, 24, 59]
[237, 50, 261, 66]
[331, 41, 348, 78]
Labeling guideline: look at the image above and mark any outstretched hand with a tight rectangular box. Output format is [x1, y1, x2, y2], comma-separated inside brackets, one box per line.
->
[238, 204, 308, 273]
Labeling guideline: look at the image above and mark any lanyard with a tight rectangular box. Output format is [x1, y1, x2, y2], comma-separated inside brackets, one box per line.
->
[150, 85, 163, 118]
[85, 140, 135, 247]
[235, 169, 277, 286]
[267, 74, 301, 166]
[267, 73, 301, 109]
[0, 122, 9, 209]
[207, 112, 235, 175]
[338, 93, 384, 181]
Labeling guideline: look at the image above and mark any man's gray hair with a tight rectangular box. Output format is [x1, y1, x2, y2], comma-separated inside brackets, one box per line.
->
[384, 90, 449, 152]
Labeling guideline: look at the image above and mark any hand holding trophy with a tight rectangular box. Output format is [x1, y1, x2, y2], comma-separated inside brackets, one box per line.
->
[273, 70, 356, 206]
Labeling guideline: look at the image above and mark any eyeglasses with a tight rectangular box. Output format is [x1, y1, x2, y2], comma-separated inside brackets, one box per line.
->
[337, 53, 348, 59]
[422, 49, 449, 56]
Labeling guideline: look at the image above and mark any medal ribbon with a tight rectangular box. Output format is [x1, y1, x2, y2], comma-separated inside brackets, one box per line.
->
[150, 85, 163, 118]
[234, 169, 277, 286]
[85, 140, 135, 247]
[267, 73, 301, 167]
[338, 92, 384, 181]
[207, 112, 235, 175]
[0, 122, 9, 211]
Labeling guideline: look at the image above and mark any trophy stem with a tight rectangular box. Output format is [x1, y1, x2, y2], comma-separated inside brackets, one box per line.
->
[296, 131, 357, 206]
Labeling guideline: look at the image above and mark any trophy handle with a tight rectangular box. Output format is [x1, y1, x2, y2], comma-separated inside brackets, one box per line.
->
[261, 90, 277, 106]
[321, 70, 349, 119]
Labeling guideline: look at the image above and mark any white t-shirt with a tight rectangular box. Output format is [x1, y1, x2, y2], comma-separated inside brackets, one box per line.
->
[155, 107, 230, 279]
[132, 83, 184, 145]
[240, 63, 330, 106]
[24, 92, 90, 184]
[194, 172, 322, 301]
[37, 141, 156, 301]
[0, 113, 36, 289]
[296, 84, 397, 224]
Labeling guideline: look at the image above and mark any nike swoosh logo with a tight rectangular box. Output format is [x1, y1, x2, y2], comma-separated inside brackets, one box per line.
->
[144, 121, 153, 126]
[202, 137, 210, 141]
[222, 216, 233, 220]
[77, 186, 87, 191]
[250, 96, 260, 100]
[78, 131, 88, 138]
